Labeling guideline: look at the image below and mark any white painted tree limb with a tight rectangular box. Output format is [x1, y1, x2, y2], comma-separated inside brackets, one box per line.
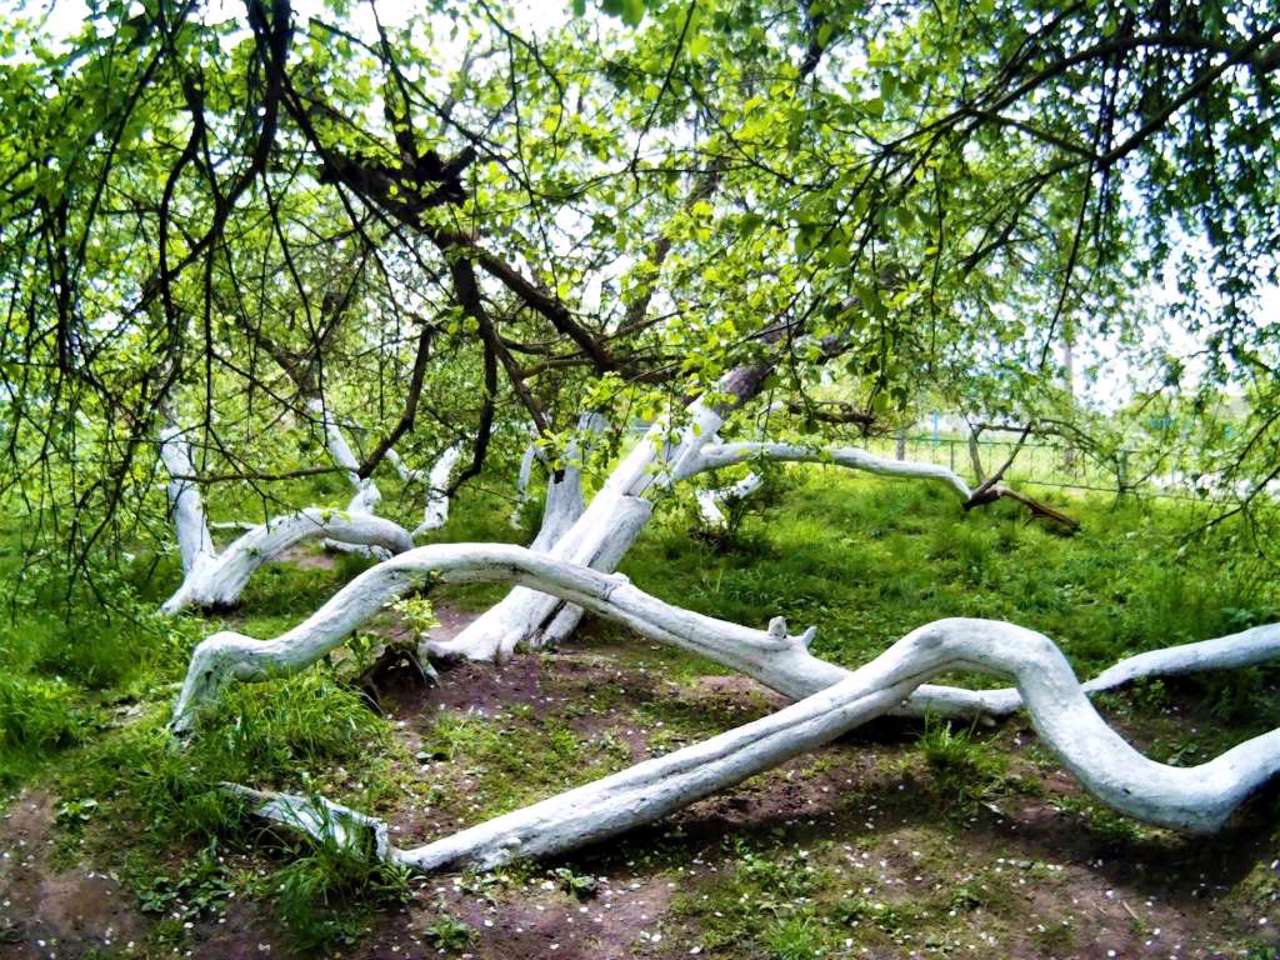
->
[158, 420, 414, 615]
[303, 397, 388, 558]
[412, 443, 464, 537]
[305, 398, 382, 516]
[159, 423, 217, 580]
[384, 448, 417, 484]
[169, 541, 834, 734]
[435, 409, 981, 661]
[161, 508, 415, 615]
[696, 473, 763, 529]
[682, 442, 973, 499]
[348, 425, 463, 539]
[171, 543, 1280, 848]
[171, 539, 1280, 727]
[433, 400, 729, 661]
[216, 602, 1280, 871]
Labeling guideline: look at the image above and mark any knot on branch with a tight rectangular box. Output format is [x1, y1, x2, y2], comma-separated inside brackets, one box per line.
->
[767, 616, 817, 649]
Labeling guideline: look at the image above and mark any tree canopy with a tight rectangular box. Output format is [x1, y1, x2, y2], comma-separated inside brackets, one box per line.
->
[2, 0, 1278, 567]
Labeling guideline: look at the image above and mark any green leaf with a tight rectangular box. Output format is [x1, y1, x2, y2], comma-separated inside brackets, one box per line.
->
[621, 0, 645, 26]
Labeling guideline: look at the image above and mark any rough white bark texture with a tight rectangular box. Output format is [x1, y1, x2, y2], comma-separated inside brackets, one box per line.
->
[696, 473, 763, 528]
[434, 408, 978, 661]
[171, 543, 1280, 856]
[306, 398, 383, 516]
[412, 444, 464, 537]
[158, 421, 414, 614]
[161, 508, 414, 615]
[159, 423, 218, 579]
[430, 401, 727, 661]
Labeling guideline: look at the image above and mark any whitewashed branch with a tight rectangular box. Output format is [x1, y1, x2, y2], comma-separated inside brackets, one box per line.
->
[172, 544, 1280, 849]
[412, 443, 464, 537]
[161, 508, 414, 615]
[681, 442, 973, 499]
[158, 421, 414, 614]
[217, 594, 1280, 871]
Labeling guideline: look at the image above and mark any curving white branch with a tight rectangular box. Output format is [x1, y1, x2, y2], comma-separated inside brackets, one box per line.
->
[161, 509, 414, 615]
[305, 398, 382, 516]
[909, 622, 1280, 719]
[222, 614, 1280, 873]
[172, 544, 1280, 850]
[682, 442, 974, 499]
[157, 420, 414, 615]
[160, 423, 217, 578]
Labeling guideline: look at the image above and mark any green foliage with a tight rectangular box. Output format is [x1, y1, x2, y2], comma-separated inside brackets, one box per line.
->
[422, 911, 477, 952]
[763, 915, 825, 960]
[915, 716, 1014, 816]
[135, 840, 236, 922]
[393, 595, 441, 636]
[269, 826, 412, 953]
[0, 673, 84, 751]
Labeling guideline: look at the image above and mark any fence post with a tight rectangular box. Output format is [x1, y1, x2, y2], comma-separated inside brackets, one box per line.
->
[949, 440, 955, 472]
[895, 427, 906, 461]
[1118, 449, 1129, 494]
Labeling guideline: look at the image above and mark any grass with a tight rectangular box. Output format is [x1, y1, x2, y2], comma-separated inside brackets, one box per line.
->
[617, 471, 1279, 683]
[1, 462, 1279, 956]
[413, 703, 634, 821]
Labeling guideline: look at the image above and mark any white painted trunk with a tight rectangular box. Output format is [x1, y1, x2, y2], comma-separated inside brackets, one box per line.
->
[161, 509, 415, 614]
[171, 545, 1280, 864]
[696, 473, 763, 528]
[442, 420, 975, 660]
[158, 416, 414, 614]
[436, 402, 726, 659]
[509, 441, 541, 529]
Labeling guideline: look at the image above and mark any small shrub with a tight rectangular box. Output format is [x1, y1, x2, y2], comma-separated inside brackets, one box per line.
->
[0, 673, 84, 750]
[764, 915, 824, 960]
[271, 824, 411, 952]
[423, 911, 476, 952]
[918, 716, 1008, 805]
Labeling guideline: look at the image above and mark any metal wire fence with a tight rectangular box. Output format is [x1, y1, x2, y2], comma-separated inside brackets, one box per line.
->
[863, 434, 1189, 500]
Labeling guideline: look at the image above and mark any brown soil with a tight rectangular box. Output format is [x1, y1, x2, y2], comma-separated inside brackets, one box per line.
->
[0, 791, 146, 958]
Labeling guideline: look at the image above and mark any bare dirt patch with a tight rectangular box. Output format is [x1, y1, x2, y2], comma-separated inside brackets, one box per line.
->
[0, 791, 145, 958]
